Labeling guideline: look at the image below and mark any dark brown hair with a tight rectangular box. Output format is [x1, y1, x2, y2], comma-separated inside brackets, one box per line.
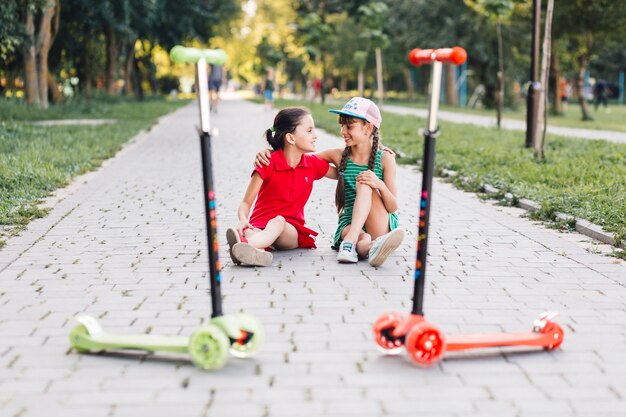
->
[334, 116, 380, 213]
[265, 107, 311, 150]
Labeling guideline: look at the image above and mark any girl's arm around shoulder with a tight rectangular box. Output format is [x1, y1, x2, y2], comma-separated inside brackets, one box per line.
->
[381, 151, 398, 176]
[315, 147, 343, 167]
[309, 153, 338, 180]
[325, 165, 338, 180]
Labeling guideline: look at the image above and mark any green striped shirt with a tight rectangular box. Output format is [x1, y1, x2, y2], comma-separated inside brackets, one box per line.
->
[333, 149, 399, 247]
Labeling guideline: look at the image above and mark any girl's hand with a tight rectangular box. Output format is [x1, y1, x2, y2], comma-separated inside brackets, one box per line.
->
[236, 220, 253, 236]
[379, 144, 396, 157]
[254, 149, 272, 167]
[356, 170, 383, 189]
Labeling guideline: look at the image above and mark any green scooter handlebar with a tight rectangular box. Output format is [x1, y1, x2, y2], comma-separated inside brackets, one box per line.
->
[170, 45, 227, 65]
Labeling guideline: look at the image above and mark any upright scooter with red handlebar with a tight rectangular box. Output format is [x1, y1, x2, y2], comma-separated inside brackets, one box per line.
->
[372, 47, 564, 366]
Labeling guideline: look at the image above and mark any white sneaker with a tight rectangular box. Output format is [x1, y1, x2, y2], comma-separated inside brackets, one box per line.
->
[368, 229, 405, 267]
[232, 243, 273, 267]
[225, 228, 241, 264]
[337, 241, 358, 263]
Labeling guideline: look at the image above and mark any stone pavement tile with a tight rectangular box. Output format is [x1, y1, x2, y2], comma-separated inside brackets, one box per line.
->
[114, 405, 207, 417]
[206, 402, 265, 417]
[514, 400, 574, 415]
[566, 401, 626, 417]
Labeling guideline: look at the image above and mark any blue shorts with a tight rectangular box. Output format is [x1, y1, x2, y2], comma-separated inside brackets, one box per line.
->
[264, 89, 273, 100]
[209, 80, 221, 92]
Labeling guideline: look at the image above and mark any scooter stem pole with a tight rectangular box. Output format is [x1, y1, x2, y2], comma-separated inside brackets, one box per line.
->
[197, 58, 211, 133]
[196, 58, 223, 317]
[412, 60, 442, 316]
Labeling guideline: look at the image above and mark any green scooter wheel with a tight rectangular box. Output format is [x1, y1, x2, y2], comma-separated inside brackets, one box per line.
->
[69, 324, 92, 354]
[188, 324, 230, 370]
[228, 313, 264, 358]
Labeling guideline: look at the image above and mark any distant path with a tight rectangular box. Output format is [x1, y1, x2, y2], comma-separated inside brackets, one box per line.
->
[383, 104, 626, 144]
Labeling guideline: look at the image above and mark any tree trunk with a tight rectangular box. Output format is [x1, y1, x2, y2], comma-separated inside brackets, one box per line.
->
[339, 76, 346, 92]
[357, 66, 364, 97]
[495, 72, 503, 127]
[404, 68, 414, 100]
[133, 54, 144, 100]
[36, 0, 56, 109]
[496, 22, 505, 128]
[577, 31, 593, 121]
[148, 60, 158, 95]
[23, 8, 40, 106]
[47, 72, 63, 103]
[375, 46, 383, 107]
[105, 23, 119, 95]
[83, 40, 92, 98]
[577, 55, 592, 120]
[445, 64, 458, 106]
[320, 54, 326, 105]
[550, 46, 562, 114]
[48, 0, 61, 104]
[122, 41, 135, 95]
[534, 0, 554, 160]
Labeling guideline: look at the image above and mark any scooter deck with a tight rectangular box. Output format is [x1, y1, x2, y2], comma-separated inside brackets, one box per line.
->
[70, 315, 189, 354]
[75, 330, 189, 353]
[446, 331, 557, 351]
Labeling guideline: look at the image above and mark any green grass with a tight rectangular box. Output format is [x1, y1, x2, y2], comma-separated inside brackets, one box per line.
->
[381, 97, 626, 134]
[272, 98, 626, 246]
[0, 96, 188, 245]
[320, 91, 626, 133]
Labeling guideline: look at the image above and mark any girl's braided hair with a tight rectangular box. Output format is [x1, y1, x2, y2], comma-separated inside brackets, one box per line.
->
[334, 116, 380, 213]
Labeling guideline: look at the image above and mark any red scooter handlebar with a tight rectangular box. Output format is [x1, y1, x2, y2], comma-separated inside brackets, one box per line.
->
[409, 47, 467, 66]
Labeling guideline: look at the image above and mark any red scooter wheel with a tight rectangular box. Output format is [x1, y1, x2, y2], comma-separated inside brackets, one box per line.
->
[541, 321, 565, 350]
[373, 311, 405, 354]
[405, 322, 446, 366]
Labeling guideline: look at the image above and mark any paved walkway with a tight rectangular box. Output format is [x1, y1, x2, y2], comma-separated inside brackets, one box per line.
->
[1, 98, 625, 417]
[383, 104, 626, 144]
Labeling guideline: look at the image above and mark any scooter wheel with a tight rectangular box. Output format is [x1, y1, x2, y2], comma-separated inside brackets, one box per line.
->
[229, 313, 264, 358]
[68, 324, 92, 353]
[188, 324, 230, 370]
[405, 322, 446, 366]
[373, 311, 405, 355]
[542, 321, 565, 350]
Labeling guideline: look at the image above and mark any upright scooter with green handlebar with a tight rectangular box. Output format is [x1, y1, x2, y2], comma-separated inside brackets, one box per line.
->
[69, 46, 263, 371]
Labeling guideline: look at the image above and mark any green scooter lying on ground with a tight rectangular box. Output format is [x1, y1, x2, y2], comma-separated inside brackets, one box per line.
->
[69, 46, 263, 370]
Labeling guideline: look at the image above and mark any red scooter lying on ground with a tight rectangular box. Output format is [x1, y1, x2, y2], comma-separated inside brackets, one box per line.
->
[373, 47, 564, 366]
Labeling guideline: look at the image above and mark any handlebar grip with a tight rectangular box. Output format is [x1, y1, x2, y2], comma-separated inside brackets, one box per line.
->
[409, 47, 467, 66]
[170, 45, 227, 65]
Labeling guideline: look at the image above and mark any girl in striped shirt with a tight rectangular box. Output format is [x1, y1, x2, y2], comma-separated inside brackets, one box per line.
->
[324, 97, 404, 266]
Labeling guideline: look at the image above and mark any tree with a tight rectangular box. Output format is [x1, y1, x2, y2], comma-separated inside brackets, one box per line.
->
[535, 0, 554, 160]
[297, 12, 334, 103]
[356, 2, 389, 104]
[19, 0, 60, 107]
[0, 1, 26, 63]
[294, 0, 349, 103]
[385, 0, 480, 104]
[465, 0, 514, 127]
[553, 0, 626, 121]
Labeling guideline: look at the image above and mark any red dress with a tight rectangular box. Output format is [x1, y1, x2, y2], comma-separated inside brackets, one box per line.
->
[249, 149, 329, 248]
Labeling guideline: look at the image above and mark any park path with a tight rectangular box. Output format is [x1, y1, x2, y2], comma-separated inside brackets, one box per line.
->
[0, 97, 625, 417]
[383, 104, 626, 144]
